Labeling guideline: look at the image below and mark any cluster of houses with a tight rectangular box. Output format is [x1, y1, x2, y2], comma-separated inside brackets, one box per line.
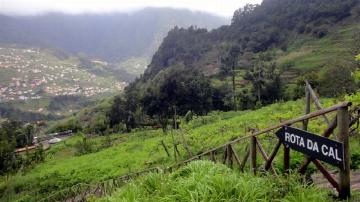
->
[0, 47, 127, 102]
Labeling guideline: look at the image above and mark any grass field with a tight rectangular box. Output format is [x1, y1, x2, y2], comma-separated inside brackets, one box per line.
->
[276, 24, 359, 72]
[1, 90, 360, 201]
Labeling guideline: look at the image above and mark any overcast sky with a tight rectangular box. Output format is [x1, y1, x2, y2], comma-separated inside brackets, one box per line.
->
[0, 0, 263, 17]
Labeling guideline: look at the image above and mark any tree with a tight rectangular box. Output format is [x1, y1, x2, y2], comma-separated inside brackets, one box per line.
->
[142, 69, 213, 132]
[0, 127, 16, 176]
[22, 124, 35, 146]
[232, 4, 258, 25]
[244, 60, 266, 104]
[220, 46, 241, 110]
[108, 96, 135, 133]
[90, 114, 109, 135]
[0, 121, 21, 175]
[244, 57, 282, 106]
[142, 89, 172, 133]
[356, 54, 360, 61]
[318, 64, 356, 97]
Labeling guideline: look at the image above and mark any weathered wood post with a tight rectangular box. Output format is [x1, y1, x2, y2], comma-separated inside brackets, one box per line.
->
[303, 84, 311, 130]
[210, 151, 216, 163]
[223, 146, 228, 164]
[160, 140, 170, 157]
[250, 136, 257, 174]
[240, 147, 250, 172]
[228, 145, 233, 168]
[284, 145, 290, 174]
[338, 106, 350, 199]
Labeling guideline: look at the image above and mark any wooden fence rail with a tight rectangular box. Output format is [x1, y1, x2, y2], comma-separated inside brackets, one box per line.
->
[42, 82, 358, 201]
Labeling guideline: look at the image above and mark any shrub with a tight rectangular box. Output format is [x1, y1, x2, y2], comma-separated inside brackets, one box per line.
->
[317, 64, 356, 97]
[183, 111, 194, 123]
[312, 25, 329, 38]
[74, 137, 95, 155]
[48, 118, 82, 133]
[351, 152, 360, 170]
[283, 84, 303, 101]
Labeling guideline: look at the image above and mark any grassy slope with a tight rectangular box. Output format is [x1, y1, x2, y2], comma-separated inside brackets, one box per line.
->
[276, 22, 359, 73]
[1, 91, 360, 201]
[216, 22, 360, 96]
[116, 57, 149, 76]
[99, 161, 331, 202]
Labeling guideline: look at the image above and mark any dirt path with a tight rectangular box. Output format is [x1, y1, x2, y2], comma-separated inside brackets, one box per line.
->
[312, 170, 360, 191]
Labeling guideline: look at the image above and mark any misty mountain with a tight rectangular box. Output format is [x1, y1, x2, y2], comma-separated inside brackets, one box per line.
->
[0, 7, 228, 62]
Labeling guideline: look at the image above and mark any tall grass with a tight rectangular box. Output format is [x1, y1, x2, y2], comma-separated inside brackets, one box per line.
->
[98, 161, 331, 202]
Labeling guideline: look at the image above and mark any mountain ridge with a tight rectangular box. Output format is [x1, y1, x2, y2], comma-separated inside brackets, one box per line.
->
[0, 7, 229, 62]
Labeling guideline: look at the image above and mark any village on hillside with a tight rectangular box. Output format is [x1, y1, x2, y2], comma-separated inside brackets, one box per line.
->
[0, 47, 127, 102]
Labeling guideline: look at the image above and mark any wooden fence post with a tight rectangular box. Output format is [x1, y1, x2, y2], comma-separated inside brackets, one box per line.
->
[223, 146, 228, 164]
[338, 106, 350, 199]
[228, 145, 233, 168]
[160, 140, 170, 157]
[303, 84, 311, 130]
[210, 151, 216, 163]
[250, 136, 257, 174]
[284, 145, 290, 174]
[240, 147, 250, 172]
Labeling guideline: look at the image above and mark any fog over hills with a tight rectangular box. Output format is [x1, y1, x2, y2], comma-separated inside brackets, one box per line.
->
[0, 7, 229, 62]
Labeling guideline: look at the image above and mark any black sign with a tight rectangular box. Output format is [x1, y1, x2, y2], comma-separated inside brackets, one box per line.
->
[275, 126, 344, 168]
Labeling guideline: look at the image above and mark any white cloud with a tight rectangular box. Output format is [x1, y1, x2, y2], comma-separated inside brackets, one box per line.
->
[0, 0, 263, 17]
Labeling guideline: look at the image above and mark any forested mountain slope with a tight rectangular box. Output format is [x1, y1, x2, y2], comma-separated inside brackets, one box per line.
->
[48, 0, 360, 142]
[46, 0, 360, 135]
[101, 0, 360, 134]
[145, 0, 360, 80]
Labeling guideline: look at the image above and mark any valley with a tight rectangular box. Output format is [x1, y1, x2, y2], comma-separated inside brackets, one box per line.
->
[1, 0, 360, 202]
[0, 46, 126, 102]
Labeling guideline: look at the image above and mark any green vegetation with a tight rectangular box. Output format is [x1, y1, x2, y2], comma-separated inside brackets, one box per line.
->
[1, 91, 360, 201]
[99, 161, 331, 202]
[0, 95, 97, 123]
[1, 1, 360, 201]
[48, 97, 113, 134]
[116, 57, 149, 77]
[99, 0, 360, 137]
[0, 121, 45, 177]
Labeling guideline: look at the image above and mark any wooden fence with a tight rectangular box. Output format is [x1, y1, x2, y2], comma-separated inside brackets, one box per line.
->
[42, 82, 359, 201]
[166, 81, 358, 200]
[40, 167, 161, 202]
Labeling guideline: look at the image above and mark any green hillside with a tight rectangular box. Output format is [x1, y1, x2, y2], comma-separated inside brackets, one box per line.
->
[1, 0, 360, 201]
[137, 0, 360, 110]
[1, 91, 360, 201]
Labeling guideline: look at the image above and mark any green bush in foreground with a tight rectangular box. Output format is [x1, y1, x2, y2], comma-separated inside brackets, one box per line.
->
[98, 161, 331, 202]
